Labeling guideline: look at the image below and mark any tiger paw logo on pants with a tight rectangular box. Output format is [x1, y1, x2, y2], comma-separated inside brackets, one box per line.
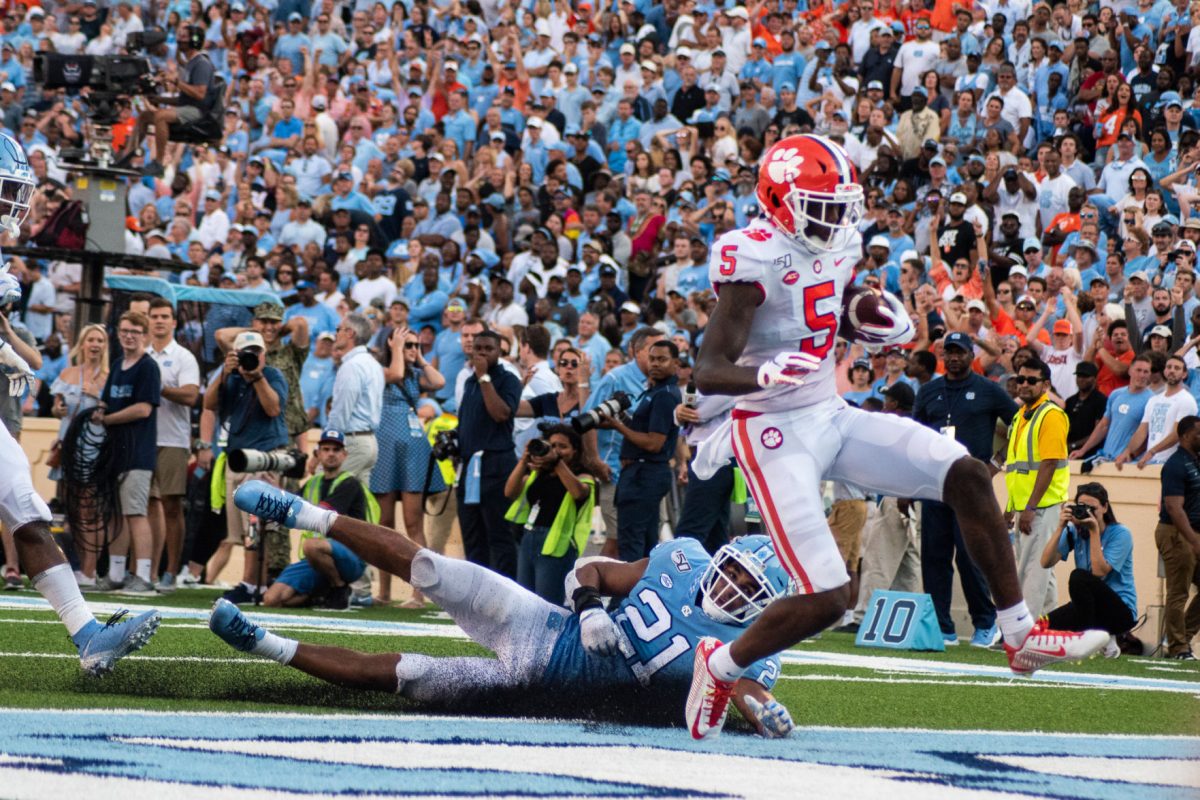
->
[766, 148, 806, 184]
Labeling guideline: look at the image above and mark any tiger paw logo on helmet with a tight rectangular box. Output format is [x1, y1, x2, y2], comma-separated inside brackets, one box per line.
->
[766, 148, 806, 185]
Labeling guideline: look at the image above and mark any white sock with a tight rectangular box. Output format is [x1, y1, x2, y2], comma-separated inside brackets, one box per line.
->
[997, 601, 1035, 647]
[707, 642, 745, 682]
[108, 556, 127, 583]
[135, 559, 151, 583]
[241, 581, 258, 593]
[253, 630, 297, 665]
[33, 564, 96, 637]
[295, 500, 338, 535]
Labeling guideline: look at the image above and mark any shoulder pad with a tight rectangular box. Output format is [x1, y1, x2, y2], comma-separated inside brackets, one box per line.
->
[707, 226, 777, 286]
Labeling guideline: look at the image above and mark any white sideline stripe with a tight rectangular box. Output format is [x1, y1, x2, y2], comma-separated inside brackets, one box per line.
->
[983, 755, 1200, 790]
[778, 674, 1200, 693]
[0, 618, 428, 638]
[0, 651, 268, 664]
[778, 649, 1200, 693]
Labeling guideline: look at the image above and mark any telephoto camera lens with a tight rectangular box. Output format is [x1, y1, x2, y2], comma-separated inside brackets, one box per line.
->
[571, 391, 633, 434]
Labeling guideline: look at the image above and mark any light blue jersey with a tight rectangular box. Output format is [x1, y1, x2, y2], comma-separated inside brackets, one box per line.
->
[541, 539, 781, 691]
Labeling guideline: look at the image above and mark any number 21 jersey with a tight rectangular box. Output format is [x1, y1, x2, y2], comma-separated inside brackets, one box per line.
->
[707, 217, 862, 413]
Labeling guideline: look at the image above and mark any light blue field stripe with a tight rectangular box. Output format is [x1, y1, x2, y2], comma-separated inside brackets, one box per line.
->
[0, 596, 469, 639]
[779, 649, 1200, 694]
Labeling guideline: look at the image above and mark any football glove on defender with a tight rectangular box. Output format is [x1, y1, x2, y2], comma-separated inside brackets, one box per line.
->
[743, 695, 795, 739]
[0, 263, 21, 307]
[756, 351, 822, 389]
[579, 607, 623, 657]
[0, 339, 34, 396]
[851, 289, 915, 346]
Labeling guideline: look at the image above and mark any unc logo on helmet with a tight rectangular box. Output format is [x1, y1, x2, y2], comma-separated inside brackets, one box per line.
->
[756, 134, 864, 253]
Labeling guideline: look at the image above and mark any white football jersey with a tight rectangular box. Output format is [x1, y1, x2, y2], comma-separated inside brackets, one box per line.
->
[708, 217, 862, 413]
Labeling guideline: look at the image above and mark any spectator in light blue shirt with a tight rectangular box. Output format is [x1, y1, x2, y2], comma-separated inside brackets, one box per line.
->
[607, 99, 642, 172]
[329, 172, 377, 217]
[442, 90, 477, 160]
[284, 282, 341, 340]
[326, 313, 385, 483]
[273, 14, 310, 74]
[301, 332, 337, 428]
[310, 12, 348, 68]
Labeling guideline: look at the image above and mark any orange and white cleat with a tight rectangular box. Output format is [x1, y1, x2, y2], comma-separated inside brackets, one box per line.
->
[1005, 618, 1110, 675]
[686, 637, 736, 740]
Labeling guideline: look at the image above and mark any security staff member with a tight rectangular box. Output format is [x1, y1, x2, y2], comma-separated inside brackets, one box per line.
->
[601, 339, 682, 562]
[913, 332, 1019, 646]
[1004, 356, 1070, 618]
[457, 329, 522, 577]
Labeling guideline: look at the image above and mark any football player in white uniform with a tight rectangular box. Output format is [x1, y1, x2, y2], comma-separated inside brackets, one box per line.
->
[0, 132, 160, 676]
[684, 134, 1110, 739]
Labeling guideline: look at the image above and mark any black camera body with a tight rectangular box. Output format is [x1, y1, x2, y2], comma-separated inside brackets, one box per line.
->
[1070, 503, 1093, 521]
[237, 349, 261, 372]
[432, 429, 460, 461]
[572, 391, 633, 434]
[35, 53, 157, 125]
[528, 438, 553, 458]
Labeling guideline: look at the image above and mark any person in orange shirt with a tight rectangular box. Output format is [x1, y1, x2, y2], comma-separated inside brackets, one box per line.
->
[981, 270, 1050, 347]
[489, 33, 531, 111]
[752, 12, 786, 58]
[929, 0, 969, 33]
[1087, 318, 1135, 396]
[1041, 186, 1088, 266]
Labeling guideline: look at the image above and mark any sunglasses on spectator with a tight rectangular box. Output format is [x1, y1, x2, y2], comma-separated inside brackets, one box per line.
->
[404, 342, 420, 350]
[1014, 375, 1043, 385]
[558, 358, 580, 368]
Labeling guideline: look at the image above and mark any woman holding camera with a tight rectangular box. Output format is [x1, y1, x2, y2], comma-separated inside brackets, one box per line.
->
[505, 424, 595, 605]
[370, 326, 446, 607]
[1039, 482, 1137, 646]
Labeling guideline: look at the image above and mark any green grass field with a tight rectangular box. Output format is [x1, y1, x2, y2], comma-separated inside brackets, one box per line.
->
[1, 587, 1196, 736]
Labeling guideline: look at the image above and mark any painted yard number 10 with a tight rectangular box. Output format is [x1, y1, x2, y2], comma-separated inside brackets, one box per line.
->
[861, 596, 917, 644]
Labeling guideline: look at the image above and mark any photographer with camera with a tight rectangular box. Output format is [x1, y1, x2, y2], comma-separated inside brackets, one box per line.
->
[505, 424, 595, 604]
[201, 329, 289, 604]
[122, 24, 216, 177]
[1039, 482, 1136, 651]
[457, 329, 522, 578]
[600, 338, 682, 562]
[263, 430, 377, 611]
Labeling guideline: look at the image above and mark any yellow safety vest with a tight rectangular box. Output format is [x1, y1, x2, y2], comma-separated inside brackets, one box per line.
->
[504, 472, 596, 558]
[1004, 398, 1070, 512]
[426, 413, 459, 487]
[296, 471, 380, 559]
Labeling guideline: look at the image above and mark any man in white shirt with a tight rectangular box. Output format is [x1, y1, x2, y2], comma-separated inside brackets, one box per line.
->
[1116, 354, 1198, 467]
[721, 7, 752, 75]
[985, 65, 1033, 146]
[146, 299, 200, 591]
[512, 324, 564, 456]
[1094, 133, 1147, 202]
[195, 190, 230, 251]
[349, 252, 398, 310]
[890, 15, 939, 107]
[485, 276, 529, 329]
[279, 198, 327, 252]
[1034, 147, 1077, 230]
[315, 268, 344, 311]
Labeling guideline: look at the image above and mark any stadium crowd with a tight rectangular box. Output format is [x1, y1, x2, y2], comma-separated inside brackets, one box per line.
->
[0, 0, 1197, 655]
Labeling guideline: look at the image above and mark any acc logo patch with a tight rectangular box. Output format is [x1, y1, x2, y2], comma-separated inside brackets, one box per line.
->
[783, 271, 800, 285]
[659, 574, 673, 589]
[761, 428, 784, 449]
[672, 550, 692, 572]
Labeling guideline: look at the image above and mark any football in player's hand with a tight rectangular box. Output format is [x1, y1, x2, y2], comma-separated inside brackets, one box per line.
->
[839, 284, 891, 340]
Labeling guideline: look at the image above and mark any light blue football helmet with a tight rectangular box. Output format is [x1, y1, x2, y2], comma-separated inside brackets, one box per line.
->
[0, 132, 34, 238]
[699, 534, 795, 625]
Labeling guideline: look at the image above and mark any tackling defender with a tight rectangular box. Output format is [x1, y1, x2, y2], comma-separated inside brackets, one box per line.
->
[211, 480, 795, 736]
[685, 134, 1109, 739]
[0, 132, 160, 675]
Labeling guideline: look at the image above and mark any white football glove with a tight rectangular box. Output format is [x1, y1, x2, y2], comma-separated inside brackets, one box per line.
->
[743, 695, 795, 739]
[0, 339, 33, 396]
[579, 607, 622, 657]
[854, 289, 915, 346]
[756, 351, 822, 389]
[0, 263, 22, 307]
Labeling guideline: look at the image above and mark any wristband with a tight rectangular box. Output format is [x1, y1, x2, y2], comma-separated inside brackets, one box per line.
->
[572, 585, 604, 613]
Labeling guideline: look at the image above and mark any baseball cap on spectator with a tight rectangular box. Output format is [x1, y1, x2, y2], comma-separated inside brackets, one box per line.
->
[814, 41, 830, 51]
[619, 43, 635, 55]
[1148, 325, 1173, 339]
[912, 86, 928, 98]
[599, 261, 618, 277]
[1185, 219, 1200, 232]
[483, 193, 506, 208]
[316, 331, 336, 343]
[1152, 222, 1174, 237]
[620, 301, 641, 315]
[233, 331, 266, 351]
[145, 228, 167, 241]
[295, 280, 315, 290]
[966, 299, 987, 313]
[929, 156, 946, 167]
[969, 154, 987, 164]
[288, 11, 302, 21]
[1001, 210, 1020, 219]
[711, 168, 732, 184]
[28, 7, 44, 16]
[1022, 238, 1041, 253]
[1117, 132, 1133, 142]
[868, 235, 890, 250]
[1129, 271, 1150, 283]
[879, 27, 895, 37]
[943, 332, 973, 352]
[253, 302, 284, 321]
[318, 429, 345, 447]
[1075, 362, 1099, 377]
[1015, 295, 1036, 308]
[677, 46, 693, 60]
[296, 196, 313, 207]
[922, 139, 939, 152]
[1090, 276, 1109, 287]
[726, 6, 749, 19]
[1048, 40, 1064, 51]
[528, 117, 544, 129]
[1072, 239, 1098, 254]
[563, 63, 578, 74]
[582, 239, 605, 253]
[867, 80, 883, 91]
[0, 82, 14, 93]
[446, 298, 467, 313]
[445, 61, 459, 72]
[752, 37, 767, 48]
[641, 61, 659, 74]
[900, 249, 921, 264]
[949, 192, 967, 205]
[1161, 91, 1183, 108]
[851, 357, 871, 370]
[1009, 264, 1029, 277]
[204, 189, 221, 202]
[1053, 319, 1073, 335]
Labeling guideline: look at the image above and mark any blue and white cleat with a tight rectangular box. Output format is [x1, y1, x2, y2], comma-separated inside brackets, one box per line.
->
[74, 608, 160, 677]
[233, 480, 302, 528]
[209, 598, 263, 653]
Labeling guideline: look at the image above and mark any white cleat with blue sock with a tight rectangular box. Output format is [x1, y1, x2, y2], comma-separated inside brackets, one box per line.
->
[233, 480, 303, 528]
[209, 598, 264, 652]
